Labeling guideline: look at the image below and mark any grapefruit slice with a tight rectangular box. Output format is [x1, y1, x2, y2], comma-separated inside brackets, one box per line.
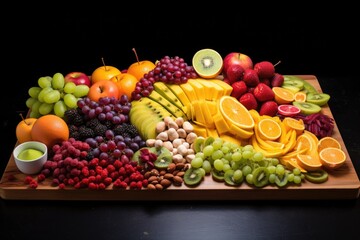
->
[277, 104, 301, 116]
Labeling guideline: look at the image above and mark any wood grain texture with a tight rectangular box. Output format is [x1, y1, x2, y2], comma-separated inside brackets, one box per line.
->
[1, 75, 359, 200]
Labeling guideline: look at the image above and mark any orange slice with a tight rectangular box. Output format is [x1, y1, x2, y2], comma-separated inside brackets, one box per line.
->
[294, 91, 307, 102]
[272, 87, 295, 104]
[318, 136, 341, 152]
[296, 154, 322, 171]
[218, 96, 255, 130]
[257, 118, 282, 141]
[295, 133, 313, 153]
[319, 147, 346, 169]
[282, 117, 305, 135]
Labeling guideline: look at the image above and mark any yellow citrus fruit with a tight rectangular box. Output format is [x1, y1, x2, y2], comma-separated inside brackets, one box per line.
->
[319, 147, 346, 169]
[257, 118, 282, 141]
[318, 136, 341, 152]
[218, 96, 254, 130]
[294, 91, 307, 102]
[272, 87, 295, 104]
[296, 154, 322, 171]
[31, 114, 69, 148]
[282, 117, 305, 135]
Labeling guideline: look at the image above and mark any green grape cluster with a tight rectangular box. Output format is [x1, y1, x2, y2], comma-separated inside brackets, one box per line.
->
[25, 73, 90, 118]
[191, 137, 305, 188]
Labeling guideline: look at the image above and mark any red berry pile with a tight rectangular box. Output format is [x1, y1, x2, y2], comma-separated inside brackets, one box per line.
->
[226, 60, 284, 117]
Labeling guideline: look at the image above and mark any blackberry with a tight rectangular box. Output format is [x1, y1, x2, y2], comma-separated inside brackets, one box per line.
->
[103, 120, 114, 129]
[93, 123, 108, 137]
[86, 118, 101, 129]
[69, 131, 81, 140]
[113, 123, 139, 138]
[78, 126, 95, 140]
[64, 108, 84, 126]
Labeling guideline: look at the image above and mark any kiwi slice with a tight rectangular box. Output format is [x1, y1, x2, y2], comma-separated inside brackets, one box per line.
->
[292, 101, 321, 115]
[192, 48, 223, 78]
[304, 169, 328, 183]
[224, 169, 243, 186]
[252, 167, 270, 188]
[132, 147, 151, 165]
[184, 168, 203, 186]
[282, 76, 305, 91]
[306, 93, 330, 106]
[193, 136, 205, 153]
[152, 147, 172, 169]
[211, 169, 225, 182]
[203, 136, 215, 147]
[274, 172, 289, 187]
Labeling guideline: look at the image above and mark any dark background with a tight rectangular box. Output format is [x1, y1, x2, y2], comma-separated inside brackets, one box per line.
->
[1, 3, 359, 240]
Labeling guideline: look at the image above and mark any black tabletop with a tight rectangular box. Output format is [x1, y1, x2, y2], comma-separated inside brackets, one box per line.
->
[1, 4, 359, 240]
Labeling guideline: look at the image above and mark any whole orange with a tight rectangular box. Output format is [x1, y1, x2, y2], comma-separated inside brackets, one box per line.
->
[31, 114, 69, 148]
[91, 65, 122, 84]
[110, 73, 138, 99]
[16, 117, 37, 144]
[127, 60, 156, 81]
[88, 80, 120, 102]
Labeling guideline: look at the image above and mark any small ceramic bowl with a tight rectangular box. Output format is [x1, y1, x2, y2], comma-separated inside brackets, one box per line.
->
[13, 141, 48, 175]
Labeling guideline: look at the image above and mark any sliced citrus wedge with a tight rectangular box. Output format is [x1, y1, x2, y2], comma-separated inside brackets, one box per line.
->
[257, 118, 282, 141]
[296, 154, 322, 171]
[277, 104, 301, 117]
[283, 117, 305, 135]
[272, 87, 295, 104]
[318, 136, 342, 152]
[319, 147, 346, 169]
[218, 96, 255, 130]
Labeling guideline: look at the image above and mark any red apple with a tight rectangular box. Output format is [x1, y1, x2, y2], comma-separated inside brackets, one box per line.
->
[222, 52, 253, 79]
[65, 72, 91, 87]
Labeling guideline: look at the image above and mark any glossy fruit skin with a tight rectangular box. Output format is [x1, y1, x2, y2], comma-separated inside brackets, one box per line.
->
[127, 60, 156, 81]
[31, 114, 69, 148]
[16, 118, 37, 143]
[64, 72, 91, 87]
[88, 80, 120, 102]
[110, 73, 138, 99]
[222, 52, 253, 78]
[91, 66, 122, 84]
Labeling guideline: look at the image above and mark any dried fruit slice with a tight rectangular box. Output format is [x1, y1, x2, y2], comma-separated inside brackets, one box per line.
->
[218, 96, 254, 130]
[318, 136, 341, 152]
[257, 118, 282, 141]
[272, 87, 295, 104]
[192, 48, 223, 79]
[277, 104, 301, 117]
[319, 147, 346, 169]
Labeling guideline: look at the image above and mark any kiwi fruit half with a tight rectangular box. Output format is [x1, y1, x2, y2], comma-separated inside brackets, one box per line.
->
[252, 167, 270, 188]
[184, 168, 204, 186]
[152, 146, 172, 169]
[306, 93, 330, 106]
[224, 169, 243, 186]
[192, 48, 223, 78]
[292, 101, 321, 115]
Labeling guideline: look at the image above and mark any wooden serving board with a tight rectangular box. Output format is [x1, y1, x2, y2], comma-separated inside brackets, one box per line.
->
[1, 75, 359, 200]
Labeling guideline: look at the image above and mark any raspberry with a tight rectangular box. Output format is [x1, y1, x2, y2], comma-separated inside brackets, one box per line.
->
[29, 180, 38, 189]
[98, 183, 106, 189]
[136, 181, 143, 189]
[88, 182, 98, 190]
[104, 177, 113, 186]
[59, 183, 66, 189]
[129, 181, 137, 189]
[24, 176, 33, 184]
[37, 173, 46, 182]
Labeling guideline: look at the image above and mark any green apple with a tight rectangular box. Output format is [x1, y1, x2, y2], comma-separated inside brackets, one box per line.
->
[17, 148, 44, 161]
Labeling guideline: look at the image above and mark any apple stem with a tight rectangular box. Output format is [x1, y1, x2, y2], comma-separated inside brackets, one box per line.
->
[19, 113, 30, 125]
[274, 60, 281, 67]
[132, 48, 140, 65]
[101, 57, 108, 71]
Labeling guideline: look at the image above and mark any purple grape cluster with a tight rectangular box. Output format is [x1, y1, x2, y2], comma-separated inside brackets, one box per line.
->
[131, 56, 198, 100]
[77, 95, 131, 124]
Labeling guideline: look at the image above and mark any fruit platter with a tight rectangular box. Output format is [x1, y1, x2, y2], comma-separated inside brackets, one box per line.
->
[1, 49, 359, 200]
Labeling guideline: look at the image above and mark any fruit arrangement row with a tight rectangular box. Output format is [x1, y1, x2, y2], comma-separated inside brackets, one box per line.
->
[13, 48, 346, 190]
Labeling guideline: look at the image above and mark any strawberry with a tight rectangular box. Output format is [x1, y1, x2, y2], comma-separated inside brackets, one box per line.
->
[231, 80, 247, 99]
[253, 82, 275, 102]
[254, 61, 275, 79]
[259, 100, 278, 116]
[239, 92, 258, 110]
[225, 64, 245, 85]
[242, 69, 259, 87]
[260, 78, 271, 86]
[270, 72, 284, 87]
